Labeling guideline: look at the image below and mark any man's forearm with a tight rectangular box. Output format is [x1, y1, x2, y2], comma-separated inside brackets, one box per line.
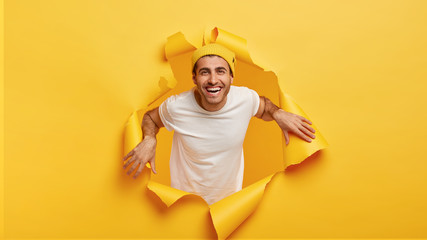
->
[259, 96, 280, 121]
[257, 96, 315, 144]
[123, 109, 161, 177]
[142, 111, 160, 140]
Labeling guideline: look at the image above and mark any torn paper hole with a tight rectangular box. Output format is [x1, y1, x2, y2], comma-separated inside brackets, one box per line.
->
[124, 27, 328, 240]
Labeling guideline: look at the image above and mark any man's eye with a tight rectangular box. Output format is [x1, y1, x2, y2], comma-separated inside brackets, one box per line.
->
[218, 70, 225, 74]
[200, 71, 208, 75]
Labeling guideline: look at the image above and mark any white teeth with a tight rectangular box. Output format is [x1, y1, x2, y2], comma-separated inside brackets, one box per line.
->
[206, 87, 221, 93]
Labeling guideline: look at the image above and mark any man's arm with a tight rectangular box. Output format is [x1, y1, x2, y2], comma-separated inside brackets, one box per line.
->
[123, 107, 164, 178]
[255, 96, 316, 145]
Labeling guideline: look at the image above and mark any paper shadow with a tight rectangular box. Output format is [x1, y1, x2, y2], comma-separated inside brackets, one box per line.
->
[285, 150, 324, 175]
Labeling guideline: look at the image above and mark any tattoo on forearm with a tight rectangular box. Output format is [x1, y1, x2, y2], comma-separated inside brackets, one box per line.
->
[265, 97, 279, 115]
[147, 113, 160, 129]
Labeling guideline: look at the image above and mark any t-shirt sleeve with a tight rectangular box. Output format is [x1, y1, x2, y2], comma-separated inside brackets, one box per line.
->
[248, 88, 260, 116]
[158, 97, 175, 131]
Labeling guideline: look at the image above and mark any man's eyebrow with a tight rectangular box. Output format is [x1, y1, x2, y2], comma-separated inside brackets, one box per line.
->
[215, 67, 227, 71]
[198, 67, 210, 73]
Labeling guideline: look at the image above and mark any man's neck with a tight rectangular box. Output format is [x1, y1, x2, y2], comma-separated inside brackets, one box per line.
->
[193, 89, 227, 112]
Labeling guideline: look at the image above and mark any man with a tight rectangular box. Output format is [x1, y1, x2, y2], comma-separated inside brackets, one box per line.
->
[123, 43, 315, 204]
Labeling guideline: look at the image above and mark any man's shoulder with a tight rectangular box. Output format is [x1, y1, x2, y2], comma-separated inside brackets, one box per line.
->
[160, 88, 196, 116]
[228, 86, 260, 116]
[230, 86, 259, 97]
[230, 85, 249, 91]
[164, 89, 194, 105]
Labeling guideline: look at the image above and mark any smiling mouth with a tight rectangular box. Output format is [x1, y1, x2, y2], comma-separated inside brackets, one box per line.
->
[206, 87, 222, 95]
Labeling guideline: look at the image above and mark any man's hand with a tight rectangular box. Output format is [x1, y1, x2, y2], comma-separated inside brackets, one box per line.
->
[272, 109, 316, 145]
[123, 136, 157, 178]
[256, 96, 316, 145]
[123, 108, 163, 179]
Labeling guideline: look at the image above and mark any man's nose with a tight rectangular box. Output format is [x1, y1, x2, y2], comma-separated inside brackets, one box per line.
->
[208, 73, 219, 85]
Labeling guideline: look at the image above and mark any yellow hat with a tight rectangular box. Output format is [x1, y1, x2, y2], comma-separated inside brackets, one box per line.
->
[191, 43, 236, 75]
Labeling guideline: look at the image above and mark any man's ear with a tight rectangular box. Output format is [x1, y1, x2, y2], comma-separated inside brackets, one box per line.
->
[231, 76, 234, 84]
[192, 74, 197, 84]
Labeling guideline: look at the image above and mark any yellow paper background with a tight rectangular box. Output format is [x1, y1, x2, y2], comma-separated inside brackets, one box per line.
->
[3, 0, 427, 239]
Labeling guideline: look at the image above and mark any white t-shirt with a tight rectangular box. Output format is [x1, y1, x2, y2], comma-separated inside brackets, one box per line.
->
[159, 86, 260, 205]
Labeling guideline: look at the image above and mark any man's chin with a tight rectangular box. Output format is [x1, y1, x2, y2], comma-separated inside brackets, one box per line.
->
[203, 96, 224, 105]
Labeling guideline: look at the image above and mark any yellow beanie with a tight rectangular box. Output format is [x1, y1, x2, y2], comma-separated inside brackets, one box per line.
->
[191, 43, 236, 75]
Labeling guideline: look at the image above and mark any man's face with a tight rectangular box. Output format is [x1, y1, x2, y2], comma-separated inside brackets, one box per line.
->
[192, 55, 233, 111]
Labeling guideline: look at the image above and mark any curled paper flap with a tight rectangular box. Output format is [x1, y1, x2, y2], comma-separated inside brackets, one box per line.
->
[210, 27, 253, 64]
[124, 110, 143, 156]
[147, 181, 198, 207]
[279, 91, 329, 167]
[123, 27, 328, 239]
[165, 32, 197, 60]
[209, 173, 275, 240]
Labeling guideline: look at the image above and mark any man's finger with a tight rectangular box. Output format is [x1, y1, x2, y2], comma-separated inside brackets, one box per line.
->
[133, 163, 145, 179]
[123, 156, 135, 169]
[302, 122, 316, 133]
[284, 131, 289, 145]
[298, 115, 312, 125]
[299, 125, 316, 139]
[123, 150, 134, 161]
[150, 158, 157, 174]
[127, 161, 140, 175]
[295, 129, 312, 143]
